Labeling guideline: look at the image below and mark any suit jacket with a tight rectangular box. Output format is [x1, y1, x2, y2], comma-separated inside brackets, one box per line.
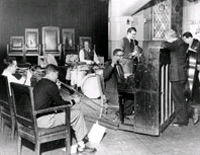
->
[191, 39, 200, 65]
[162, 38, 188, 82]
[122, 37, 138, 59]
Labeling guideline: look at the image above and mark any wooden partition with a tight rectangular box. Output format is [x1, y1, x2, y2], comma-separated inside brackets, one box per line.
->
[133, 47, 175, 136]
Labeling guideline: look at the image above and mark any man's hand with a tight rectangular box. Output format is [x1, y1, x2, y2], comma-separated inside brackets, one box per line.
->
[72, 94, 81, 104]
[26, 69, 33, 79]
[131, 50, 138, 57]
[111, 56, 118, 67]
[56, 80, 61, 89]
[86, 60, 94, 65]
[197, 64, 200, 71]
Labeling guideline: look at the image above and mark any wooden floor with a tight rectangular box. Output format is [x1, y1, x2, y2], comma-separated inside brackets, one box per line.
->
[1, 116, 200, 155]
[1, 97, 200, 155]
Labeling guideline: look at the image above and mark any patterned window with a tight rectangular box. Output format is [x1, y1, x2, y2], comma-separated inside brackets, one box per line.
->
[152, 0, 171, 40]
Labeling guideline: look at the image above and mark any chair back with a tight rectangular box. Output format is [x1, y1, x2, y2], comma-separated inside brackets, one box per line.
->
[42, 26, 61, 58]
[7, 36, 24, 56]
[25, 28, 41, 56]
[0, 75, 11, 107]
[0, 75, 16, 139]
[11, 82, 71, 155]
[10, 83, 36, 132]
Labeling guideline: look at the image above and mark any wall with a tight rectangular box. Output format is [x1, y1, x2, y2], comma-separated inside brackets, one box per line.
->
[183, 0, 200, 40]
[0, 0, 108, 71]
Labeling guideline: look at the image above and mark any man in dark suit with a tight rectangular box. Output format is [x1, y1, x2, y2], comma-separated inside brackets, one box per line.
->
[121, 27, 142, 77]
[161, 29, 189, 127]
[103, 48, 124, 107]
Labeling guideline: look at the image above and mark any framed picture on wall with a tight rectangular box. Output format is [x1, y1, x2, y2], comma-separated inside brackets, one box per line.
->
[62, 28, 75, 50]
[79, 36, 92, 49]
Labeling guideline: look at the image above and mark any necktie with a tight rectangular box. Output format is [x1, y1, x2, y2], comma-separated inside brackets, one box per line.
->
[116, 64, 124, 82]
[130, 39, 134, 50]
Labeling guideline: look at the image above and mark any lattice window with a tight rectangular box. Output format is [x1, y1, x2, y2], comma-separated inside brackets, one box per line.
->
[152, 0, 171, 40]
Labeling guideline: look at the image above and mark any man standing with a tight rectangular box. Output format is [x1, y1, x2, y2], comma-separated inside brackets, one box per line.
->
[182, 31, 200, 125]
[34, 64, 96, 153]
[161, 29, 189, 127]
[121, 27, 142, 77]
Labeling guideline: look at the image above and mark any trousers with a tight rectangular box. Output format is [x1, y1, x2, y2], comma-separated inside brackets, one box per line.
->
[37, 103, 88, 142]
[171, 81, 188, 124]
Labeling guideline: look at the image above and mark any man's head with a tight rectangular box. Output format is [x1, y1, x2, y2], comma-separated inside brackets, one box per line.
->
[182, 32, 193, 44]
[112, 48, 124, 63]
[4, 57, 17, 74]
[164, 29, 178, 42]
[127, 27, 137, 40]
[44, 64, 59, 82]
[83, 41, 90, 50]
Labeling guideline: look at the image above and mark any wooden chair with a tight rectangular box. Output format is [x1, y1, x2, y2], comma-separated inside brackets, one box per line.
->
[62, 28, 75, 54]
[24, 28, 41, 63]
[42, 26, 62, 59]
[10, 82, 71, 155]
[0, 75, 16, 139]
[7, 36, 25, 60]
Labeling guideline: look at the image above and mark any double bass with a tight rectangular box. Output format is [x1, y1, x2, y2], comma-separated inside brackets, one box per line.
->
[185, 39, 200, 100]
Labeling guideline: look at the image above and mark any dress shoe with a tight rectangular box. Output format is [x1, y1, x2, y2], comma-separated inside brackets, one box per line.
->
[172, 122, 188, 127]
[193, 112, 199, 125]
[77, 145, 97, 154]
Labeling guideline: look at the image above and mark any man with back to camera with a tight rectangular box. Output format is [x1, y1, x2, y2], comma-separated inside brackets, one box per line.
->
[161, 29, 189, 127]
[33, 64, 96, 153]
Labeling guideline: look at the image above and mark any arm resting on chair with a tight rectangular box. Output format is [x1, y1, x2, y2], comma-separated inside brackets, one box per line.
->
[35, 104, 71, 115]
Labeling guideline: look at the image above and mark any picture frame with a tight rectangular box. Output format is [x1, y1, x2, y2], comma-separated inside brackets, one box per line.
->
[25, 28, 39, 50]
[79, 36, 92, 49]
[62, 28, 75, 50]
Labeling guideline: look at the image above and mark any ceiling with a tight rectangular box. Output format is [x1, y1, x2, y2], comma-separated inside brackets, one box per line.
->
[98, 0, 166, 16]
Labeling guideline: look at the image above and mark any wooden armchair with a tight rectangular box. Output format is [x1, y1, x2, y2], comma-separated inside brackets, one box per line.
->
[7, 36, 25, 57]
[25, 28, 41, 56]
[0, 75, 16, 139]
[42, 26, 62, 59]
[11, 83, 71, 155]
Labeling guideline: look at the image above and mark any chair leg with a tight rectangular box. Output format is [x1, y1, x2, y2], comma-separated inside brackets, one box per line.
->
[17, 136, 22, 155]
[11, 121, 15, 139]
[1, 119, 4, 134]
[35, 142, 41, 155]
[65, 135, 71, 155]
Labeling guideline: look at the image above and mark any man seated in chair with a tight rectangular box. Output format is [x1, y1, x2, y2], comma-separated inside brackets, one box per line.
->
[79, 41, 100, 65]
[103, 49, 124, 120]
[104, 49, 135, 121]
[33, 64, 96, 154]
[2, 57, 32, 94]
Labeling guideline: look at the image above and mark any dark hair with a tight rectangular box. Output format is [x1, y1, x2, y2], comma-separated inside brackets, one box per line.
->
[4, 57, 16, 66]
[127, 27, 137, 33]
[45, 64, 59, 74]
[182, 32, 193, 38]
[113, 48, 123, 56]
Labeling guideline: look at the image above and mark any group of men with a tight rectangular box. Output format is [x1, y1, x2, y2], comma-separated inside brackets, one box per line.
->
[2, 58, 97, 154]
[1, 26, 141, 154]
[162, 30, 200, 126]
[2, 26, 200, 155]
